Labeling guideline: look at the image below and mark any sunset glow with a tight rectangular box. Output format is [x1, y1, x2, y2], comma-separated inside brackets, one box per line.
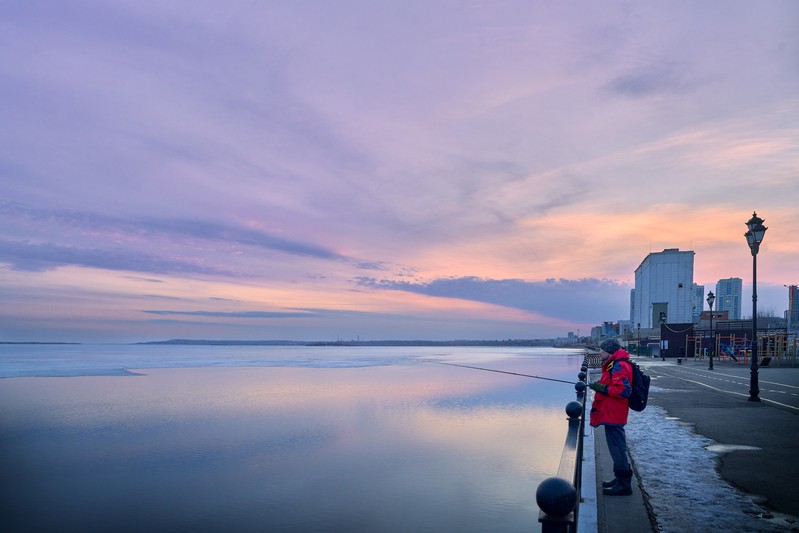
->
[1, 1, 797, 342]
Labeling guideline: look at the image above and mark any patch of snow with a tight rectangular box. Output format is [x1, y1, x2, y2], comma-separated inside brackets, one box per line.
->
[706, 444, 761, 453]
[627, 405, 798, 532]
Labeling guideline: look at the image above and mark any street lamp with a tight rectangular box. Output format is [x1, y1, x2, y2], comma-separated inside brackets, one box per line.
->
[744, 211, 767, 402]
[707, 291, 715, 370]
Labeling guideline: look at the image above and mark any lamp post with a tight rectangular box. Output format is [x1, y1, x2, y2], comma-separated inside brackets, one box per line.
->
[637, 322, 641, 356]
[744, 212, 767, 402]
[707, 291, 715, 370]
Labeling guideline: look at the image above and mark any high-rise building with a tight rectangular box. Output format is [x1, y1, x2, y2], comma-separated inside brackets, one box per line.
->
[632, 248, 695, 328]
[715, 278, 742, 320]
[692, 283, 704, 323]
[787, 285, 798, 332]
[629, 289, 636, 323]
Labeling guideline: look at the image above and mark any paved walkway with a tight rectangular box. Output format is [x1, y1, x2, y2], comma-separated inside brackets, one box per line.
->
[593, 424, 655, 532]
[586, 366, 654, 533]
[590, 357, 799, 532]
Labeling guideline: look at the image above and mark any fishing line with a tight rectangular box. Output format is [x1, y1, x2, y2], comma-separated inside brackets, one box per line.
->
[433, 361, 575, 384]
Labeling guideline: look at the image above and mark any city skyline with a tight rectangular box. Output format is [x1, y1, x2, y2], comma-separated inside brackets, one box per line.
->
[2, 2, 798, 342]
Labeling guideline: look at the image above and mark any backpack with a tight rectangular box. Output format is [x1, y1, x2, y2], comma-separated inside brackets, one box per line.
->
[625, 360, 651, 412]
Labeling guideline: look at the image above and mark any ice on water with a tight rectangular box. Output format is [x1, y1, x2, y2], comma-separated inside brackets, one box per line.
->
[0, 344, 427, 378]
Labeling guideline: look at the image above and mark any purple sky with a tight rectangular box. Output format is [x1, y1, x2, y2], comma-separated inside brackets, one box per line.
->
[2, 1, 797, 342]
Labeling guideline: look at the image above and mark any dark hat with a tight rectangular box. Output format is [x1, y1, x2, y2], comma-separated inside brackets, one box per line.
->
[599, 338, 621, 354]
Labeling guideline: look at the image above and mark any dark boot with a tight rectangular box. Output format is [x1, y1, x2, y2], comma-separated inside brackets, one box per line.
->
[601, 468, 626, 488]
[603, 469, 632, 496]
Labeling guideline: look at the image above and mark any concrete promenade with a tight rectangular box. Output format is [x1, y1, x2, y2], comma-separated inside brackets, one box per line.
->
[591, 356, 799, 532]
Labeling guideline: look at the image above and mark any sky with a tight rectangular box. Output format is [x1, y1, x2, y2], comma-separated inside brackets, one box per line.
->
[1, 1, 798, 343]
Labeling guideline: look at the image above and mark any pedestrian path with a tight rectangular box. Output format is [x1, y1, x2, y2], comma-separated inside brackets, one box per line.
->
[593, 425, 654, 533]
[588, 357, 799, 532]
[584, 365, 654, 533]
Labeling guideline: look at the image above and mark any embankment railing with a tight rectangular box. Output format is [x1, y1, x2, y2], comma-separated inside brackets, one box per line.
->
[535, 357, 590, 533]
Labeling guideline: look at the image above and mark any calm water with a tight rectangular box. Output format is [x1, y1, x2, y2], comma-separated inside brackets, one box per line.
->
[0, 345, 584, 532]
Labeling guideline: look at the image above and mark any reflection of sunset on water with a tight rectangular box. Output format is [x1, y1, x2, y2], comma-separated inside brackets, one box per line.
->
[1, 347, 584, 531]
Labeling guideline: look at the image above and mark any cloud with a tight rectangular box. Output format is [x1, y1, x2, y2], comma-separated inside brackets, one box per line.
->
[146, 219, 347, 261]
[0, 239, 229, 275]
[1, 201, 347, 261]
[143, 310, 319, 319]
[355, 276, 631, 323]
[122, 276, 165, 283]
[1, 2, 797, 343]
[606, 62, 693, 98]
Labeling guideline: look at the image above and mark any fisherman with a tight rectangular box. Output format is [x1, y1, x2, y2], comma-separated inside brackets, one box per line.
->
[589, 338, 634, 496]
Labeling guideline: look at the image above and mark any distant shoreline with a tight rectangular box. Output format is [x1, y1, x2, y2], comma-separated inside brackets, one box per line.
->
[138, 339, 582, 348]
[0, 341, 81, 345]
[2, 339, 590, 348]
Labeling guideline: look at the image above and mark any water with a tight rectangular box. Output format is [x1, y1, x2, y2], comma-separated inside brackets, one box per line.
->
[0, 345, 584, 532]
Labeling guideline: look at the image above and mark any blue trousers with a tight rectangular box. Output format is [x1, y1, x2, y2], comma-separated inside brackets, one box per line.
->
[604, 425, 630, 472]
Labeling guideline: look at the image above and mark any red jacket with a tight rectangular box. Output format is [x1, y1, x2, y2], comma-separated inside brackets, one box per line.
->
[589, 349, 633, 427]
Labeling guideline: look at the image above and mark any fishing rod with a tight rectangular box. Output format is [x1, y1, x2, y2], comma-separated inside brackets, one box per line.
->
[433, 361, 575, 384]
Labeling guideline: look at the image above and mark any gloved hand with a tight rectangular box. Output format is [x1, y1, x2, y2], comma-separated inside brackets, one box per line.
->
[589, 382, 607, 394]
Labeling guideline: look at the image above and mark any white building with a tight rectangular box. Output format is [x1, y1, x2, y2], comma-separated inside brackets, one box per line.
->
[632, 248, 695, 328]
[715, 278, 742, 320]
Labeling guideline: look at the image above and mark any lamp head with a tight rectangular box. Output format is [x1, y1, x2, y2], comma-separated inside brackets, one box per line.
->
[744, 212, 767, 254]
[746, 212, 764, 232]
[706, 291, 715, 309]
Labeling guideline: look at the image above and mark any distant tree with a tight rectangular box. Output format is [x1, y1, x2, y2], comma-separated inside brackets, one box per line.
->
[742, 307, 779, 320]
[757, 307, 778, 319]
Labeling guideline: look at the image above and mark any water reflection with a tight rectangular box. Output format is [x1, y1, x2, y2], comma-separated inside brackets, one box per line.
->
[0, 349, 581, 532]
